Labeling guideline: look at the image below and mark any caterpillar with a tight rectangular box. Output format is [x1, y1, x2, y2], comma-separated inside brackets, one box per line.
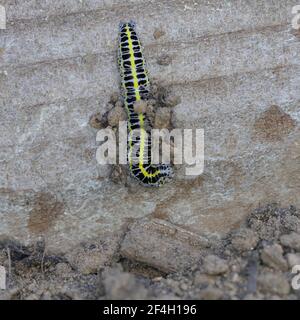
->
[118, 21, 173, 186]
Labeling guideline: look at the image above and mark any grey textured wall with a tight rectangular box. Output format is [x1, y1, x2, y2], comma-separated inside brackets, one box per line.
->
[0, 0, 299, 252]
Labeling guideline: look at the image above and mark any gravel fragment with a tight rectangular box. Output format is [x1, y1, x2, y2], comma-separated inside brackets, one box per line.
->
[260, 244, 288, 271]
[154, 107, 171, 129]
[203, 255, 228, 275]
[198, 286, 223, 300]
[231, 228, 258, 252]
[286, 253, 300, 268]
[257, 273, 290, 296]
[280, 233, 300, 251]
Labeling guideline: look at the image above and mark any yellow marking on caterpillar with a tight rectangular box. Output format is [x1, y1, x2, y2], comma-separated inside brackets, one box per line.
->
[125, 26, 141, 99]
[138, 113, 160, 178]
[125, 25, 160, 178]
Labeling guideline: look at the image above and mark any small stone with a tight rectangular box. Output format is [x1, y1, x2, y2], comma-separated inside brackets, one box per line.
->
[203, 255, 228, 275]
[180, 283, 188, 291]
[89, 113, 103, 129]
[153, 29, 166, 40]
[152, 276, 162, 282]
[257, 273, 290, 295]
[280, 233, 300, 251]
[231, 228, 258, 252]
[154, 107, 171, 129]
[199, 286, 223, 300]
[193, 272, 216, 286]
[107, 106, 127, 127]
[286, 253, 300, 268]
[133, 100, 148, 114]
[260, 244, 288, 271]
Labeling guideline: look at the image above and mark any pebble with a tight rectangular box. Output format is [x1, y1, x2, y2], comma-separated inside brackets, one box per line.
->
[260, 243, 288, 271]
[198, 286, 223, 300]
[89, 113, 103, 129]
[257, 273, 290, 295]
[154, 107, 171, 129]
[280, 232, 300, 250]
[193, 273, 216, 286]
[231, 228, 258, 252]
[107, 106, 127, 127]
[203, 255, 228, 275]
[286, 253, 300, 268]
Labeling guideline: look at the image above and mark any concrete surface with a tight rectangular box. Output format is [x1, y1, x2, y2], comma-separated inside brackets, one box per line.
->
[0, 0, 299, 252]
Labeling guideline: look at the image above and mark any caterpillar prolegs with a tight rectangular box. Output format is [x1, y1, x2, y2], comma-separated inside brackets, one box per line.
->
[118, 22, 173, 186]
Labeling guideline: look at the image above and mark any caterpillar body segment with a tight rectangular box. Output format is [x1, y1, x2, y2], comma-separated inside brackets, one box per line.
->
[118, 22, 173, 186]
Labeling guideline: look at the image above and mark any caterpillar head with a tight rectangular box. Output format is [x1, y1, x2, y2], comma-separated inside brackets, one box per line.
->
[119, 21, 136, 32]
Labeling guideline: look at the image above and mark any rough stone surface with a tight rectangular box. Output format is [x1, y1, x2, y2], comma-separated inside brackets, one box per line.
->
[120, 218, 210, 273]
[0, 0, 299, 256]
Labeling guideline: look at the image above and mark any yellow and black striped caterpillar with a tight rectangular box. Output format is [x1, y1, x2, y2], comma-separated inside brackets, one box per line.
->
[118, 21, 173, 186]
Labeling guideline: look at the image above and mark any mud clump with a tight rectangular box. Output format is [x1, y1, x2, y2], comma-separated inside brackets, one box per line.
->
[27, 192, 64, 235]
[253, 105, 296, 142]
[107, 106, 127, 127]
[230, 228, 258, 252]
[89, 113, 104, 129]
[154, 107, 171, 129]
